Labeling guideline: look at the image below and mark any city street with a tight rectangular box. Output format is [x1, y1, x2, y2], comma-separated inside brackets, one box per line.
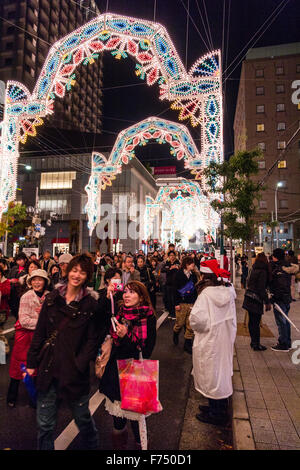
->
[0, 294, 232, 451]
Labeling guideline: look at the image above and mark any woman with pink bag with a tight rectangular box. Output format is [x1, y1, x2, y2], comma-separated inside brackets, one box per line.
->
[98, 280, 157, 450]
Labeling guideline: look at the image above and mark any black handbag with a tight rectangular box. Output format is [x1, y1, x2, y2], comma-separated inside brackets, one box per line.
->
[244, 289, 263, 304]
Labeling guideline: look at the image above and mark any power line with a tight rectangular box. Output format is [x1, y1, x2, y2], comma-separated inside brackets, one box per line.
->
[179, 0, 211, 52]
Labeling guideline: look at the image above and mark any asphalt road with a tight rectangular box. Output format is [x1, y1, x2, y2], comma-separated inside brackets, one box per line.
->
[0, 293, 232, 451]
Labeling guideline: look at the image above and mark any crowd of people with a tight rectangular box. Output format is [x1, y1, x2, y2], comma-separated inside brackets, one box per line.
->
[0, 243, 297, 450]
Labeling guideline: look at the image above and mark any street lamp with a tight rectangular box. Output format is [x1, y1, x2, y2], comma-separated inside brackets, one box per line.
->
[275, 182, 283, 248]
[19, 163, 32, 170]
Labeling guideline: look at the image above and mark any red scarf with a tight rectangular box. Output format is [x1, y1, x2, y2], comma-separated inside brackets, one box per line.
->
[110, 305, 154, 349]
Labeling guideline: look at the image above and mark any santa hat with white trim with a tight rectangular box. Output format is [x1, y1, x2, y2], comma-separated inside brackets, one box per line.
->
[200, 259, 221, 279]
[219, 268, 231, 283]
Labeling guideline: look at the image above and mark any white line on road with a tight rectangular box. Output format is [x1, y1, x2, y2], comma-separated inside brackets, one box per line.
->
[54, 309, 169, 450]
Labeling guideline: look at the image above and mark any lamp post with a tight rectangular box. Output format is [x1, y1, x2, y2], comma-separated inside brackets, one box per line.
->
[275, 182, 283, 248]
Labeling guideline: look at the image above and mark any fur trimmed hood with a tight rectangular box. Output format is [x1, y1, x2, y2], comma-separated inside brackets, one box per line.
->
[282, 263, 299, 275]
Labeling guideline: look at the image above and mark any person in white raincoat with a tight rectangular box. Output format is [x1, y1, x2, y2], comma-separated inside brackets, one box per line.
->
[190, 260, 237, 425]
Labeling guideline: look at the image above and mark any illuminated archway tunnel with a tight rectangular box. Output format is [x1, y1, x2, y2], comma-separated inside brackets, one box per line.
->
[84, 117, 219, 235]
[0, 12, 222, 218]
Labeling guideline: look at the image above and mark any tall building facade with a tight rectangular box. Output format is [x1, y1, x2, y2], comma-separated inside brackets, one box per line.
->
[0, 0, 103, 133]
[234, 42, 300, 253]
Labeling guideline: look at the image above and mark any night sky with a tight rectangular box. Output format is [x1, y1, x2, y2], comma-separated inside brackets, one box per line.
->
[24, 0, 300, 173]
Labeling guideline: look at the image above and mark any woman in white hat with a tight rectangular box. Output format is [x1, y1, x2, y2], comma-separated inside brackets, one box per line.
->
[7, 269, 50, 407]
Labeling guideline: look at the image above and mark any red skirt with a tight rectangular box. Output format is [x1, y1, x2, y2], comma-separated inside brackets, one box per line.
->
[9, 320, 36, 380]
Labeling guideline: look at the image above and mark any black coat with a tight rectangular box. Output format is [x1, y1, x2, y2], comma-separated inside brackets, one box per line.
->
[161, 260, 180, 286]
[174, 269, 198, 305]
[27, 288, 106, 400]
[242, 260, 270, 315]
[99, 314, 156, 403]
[269, 260, 292, 304]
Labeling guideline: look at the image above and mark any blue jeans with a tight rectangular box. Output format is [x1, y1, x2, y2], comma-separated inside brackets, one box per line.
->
[37, 382, 98, 450]
[273, 302, 291, 348]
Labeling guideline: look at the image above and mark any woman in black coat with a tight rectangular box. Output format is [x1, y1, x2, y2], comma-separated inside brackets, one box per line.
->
[98, 280, 156, 450]
[26, 254, 106, 450]
[242, 253, 271, 351]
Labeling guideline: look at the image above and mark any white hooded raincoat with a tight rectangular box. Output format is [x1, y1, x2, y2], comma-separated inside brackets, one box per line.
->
[190, 285, 237, 399]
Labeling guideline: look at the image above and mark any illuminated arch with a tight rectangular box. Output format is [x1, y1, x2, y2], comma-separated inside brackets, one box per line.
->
[144, 181, 220, 246]
[84, 116, 217, 234]
[0, 12, 222, 218]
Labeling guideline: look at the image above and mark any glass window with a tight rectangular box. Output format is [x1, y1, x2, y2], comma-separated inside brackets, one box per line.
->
[257, 142, 266, 151]
[279, 199, 288, 209]
[256, 105, 265, 113]
[297, 64, 300, 73]
[38, 195, 70, 214]
[277, 122, 286, 131]
[256, 86, 264, 95]
[256, 69, 264, 78]
[276, 84, 285, 93]
[277, 141, 286, 149]
[256, 123, 265, 132]
[276, 66, 284, 75]
[40, 171, 76, 189]
[258, 161, 266, 169]
[278, 160, 287, 169]
[5, 57, 13, 66]
[259, 200, 267, 209]
[276, 103, 285, 112]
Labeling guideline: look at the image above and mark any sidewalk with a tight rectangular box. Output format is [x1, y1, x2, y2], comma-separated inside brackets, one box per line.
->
[233, 286, 300, 450]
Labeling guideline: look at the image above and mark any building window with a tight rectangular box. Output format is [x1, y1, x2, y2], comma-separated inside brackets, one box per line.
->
[258, 142, 266, 151]
[276, 84, 285, 93]
[6, 42, 13, 50]
[7, 26, 14, 35]
[279, 199, 288, 209]
[259, 200, 267, 209]
[256, 123, 265, 132]
[256, 104, 265, 113]
[5, 57, 13, 66]
[258, 161, 266, 169]
[256, 69, 264, 78]
[277, 141, 286, 149]
[297, 64, 300, 73]
[276, 103, 285, 112]
[7, 11, 16, 20]
[277, 122, 286, 131]
[38, 195, 70, 214]
[40, 171, 76, 189]
[256, 86, 264, 95]
[278, 160, 287, 169]
[276, 66, 284, 75]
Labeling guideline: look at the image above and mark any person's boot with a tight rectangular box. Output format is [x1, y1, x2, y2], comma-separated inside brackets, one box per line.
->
[173, 331, 179, 345]
[111, 427, 128, 450]
[184, 339, 193, 355]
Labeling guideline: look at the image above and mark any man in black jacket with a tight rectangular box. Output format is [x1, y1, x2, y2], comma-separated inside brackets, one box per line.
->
[161, 251, 180, 319]
[269, 248, 298, 352]
[26, 254, 106, 450]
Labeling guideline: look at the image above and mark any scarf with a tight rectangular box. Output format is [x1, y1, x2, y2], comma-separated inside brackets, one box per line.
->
[111, 305, 154, 350]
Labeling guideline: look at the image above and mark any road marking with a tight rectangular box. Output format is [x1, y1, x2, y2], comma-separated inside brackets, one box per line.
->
[156, 310, 169, 330]
[54, 308, 169, 450]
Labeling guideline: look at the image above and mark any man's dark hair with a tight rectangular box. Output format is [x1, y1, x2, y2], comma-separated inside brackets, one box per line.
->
[28, 259, 41, 270]
[137, 255, 145, 261]
[66, 254, 94, 285]
[273, 248, 285, 261]
[288, 250, 295, 257]
[16, 252, 28, 261]
[168, 250, 176, 257]
[104, 268, 122, 285]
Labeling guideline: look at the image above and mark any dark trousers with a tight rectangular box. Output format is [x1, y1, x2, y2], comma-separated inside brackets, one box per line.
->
[113, 417, 140, 443]
[273, 302, 291, 348]
[208, 398, 228, 418]
[165, 285, 176, 317]
[248, 311, 262, 346]
[7, 378, 20, 404]
[37, 381, 98, 450]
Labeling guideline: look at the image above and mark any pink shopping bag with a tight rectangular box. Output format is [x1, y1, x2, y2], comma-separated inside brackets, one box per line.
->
[117, 358, 163, 415]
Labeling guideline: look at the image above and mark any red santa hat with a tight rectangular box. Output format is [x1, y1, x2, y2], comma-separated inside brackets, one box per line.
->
[200, 259, 221, 279]
[219, 268, 231, 283]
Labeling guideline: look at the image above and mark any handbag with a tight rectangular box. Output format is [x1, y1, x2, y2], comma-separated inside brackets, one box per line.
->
[37, 315, 70, 363]
[244, 289, 263, 304]
[117, 352, 162, 415]
[178, 279, 195, 297]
